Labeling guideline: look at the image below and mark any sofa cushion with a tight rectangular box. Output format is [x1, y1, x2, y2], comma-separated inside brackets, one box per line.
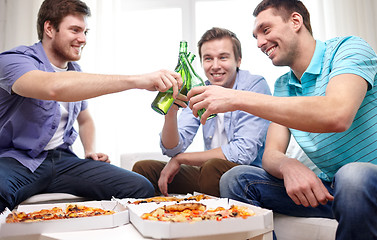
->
[121, 152, 169, 171]
[274, 213, 337, 240]
[20, 193, 88, 205]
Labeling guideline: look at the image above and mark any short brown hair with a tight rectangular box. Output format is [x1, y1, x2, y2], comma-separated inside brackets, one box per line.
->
[197, 27, 242, 63]
[253, 0, 312, 35]
[37, 0, 91, 40]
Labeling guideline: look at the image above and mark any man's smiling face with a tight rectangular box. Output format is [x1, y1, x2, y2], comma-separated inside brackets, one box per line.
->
[201, 37, 241, 89]
[253, 8, 299, 67]
[50, 14, 89, 66]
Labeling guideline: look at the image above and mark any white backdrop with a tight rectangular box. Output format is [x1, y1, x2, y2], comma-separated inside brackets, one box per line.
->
[1, 0, 376, 166]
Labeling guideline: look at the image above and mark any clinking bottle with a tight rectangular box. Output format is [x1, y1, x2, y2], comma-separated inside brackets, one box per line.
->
[175, 52, 195, 107]
[179, 52, 216, 120]
[151, 41, 194, 115]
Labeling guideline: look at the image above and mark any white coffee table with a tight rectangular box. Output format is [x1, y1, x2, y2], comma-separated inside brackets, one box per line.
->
[39, 223, 273, 240]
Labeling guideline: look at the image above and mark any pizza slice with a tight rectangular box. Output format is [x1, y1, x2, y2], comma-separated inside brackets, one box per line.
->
[5, 204, 115, 223]
[6, 207, 65, 223]
[140, 203, 255, 222]
[65, 204, 115, 218]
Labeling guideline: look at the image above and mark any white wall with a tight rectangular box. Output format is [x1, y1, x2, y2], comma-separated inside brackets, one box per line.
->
[0, 0, 42, 50]
[1, 0, 376, 166]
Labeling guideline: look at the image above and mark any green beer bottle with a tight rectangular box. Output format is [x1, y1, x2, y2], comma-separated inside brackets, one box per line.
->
[151, 41, 187, 115]
[176, 52, 195, 107]
[179, 52, 216, 120]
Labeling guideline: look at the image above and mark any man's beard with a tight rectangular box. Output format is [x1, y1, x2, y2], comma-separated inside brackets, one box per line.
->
[52, 40, 82, 62]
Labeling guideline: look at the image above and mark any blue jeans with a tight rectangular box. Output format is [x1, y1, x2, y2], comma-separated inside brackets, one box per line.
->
[0, 149, 154, 212]
[220, 162, 377, 240]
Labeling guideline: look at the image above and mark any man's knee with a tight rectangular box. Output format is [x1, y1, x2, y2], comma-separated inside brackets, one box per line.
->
[132, 160, 166, 196]
[335, 162, 377, 190]
[112, 171, 155, 199]
[333, 163, 377, 212]
[220, 165, 266, 196]
[200, 159, 223, 174]
[201, 158, 239, 176]
[332, 162, 377, 239]
[0, 180, 16, 212]
[220, 165, 249, 197]
[132, 160, 151, 174]
[198, 159, 225, 197]
[132, 160, 165, 176]
[131, 176, 155, 198]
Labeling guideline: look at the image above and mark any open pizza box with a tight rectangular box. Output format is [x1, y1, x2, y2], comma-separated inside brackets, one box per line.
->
[128, 198, 273, 239]
[116, 193, 216, 207]
[0, 200, 128, 238]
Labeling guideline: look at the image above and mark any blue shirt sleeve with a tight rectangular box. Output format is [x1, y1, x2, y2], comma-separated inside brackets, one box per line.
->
[220, 72, 271, 165]
[160, 106, 201, 157]
[328, 36, 377, 90]
[0, 50, 41, 94]
[81, 100, 88, 111]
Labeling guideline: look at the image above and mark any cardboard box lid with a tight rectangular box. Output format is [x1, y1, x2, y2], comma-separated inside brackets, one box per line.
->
[118, 193, 215, 207]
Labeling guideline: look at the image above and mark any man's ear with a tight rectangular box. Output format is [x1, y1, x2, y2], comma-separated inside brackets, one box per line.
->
[290, 12, 304, 32]
[44, 20, 54, 39]
[237, 57, 242, 68]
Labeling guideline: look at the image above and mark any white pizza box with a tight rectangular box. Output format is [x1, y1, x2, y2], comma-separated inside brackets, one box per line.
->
[117, 193, 215, 207]
[128, 198, 273, 239]
[0, 200, 128, 238]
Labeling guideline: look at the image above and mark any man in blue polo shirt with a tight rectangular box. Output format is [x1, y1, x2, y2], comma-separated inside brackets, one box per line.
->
[0, 0, 182, 212]
[187, 0, 377, 239]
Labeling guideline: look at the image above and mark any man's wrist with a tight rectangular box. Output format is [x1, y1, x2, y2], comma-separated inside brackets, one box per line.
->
[172, 153, 185, 165]
[278, 157, 292, 177]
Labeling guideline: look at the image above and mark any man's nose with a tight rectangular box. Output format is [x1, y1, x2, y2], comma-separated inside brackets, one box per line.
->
[257, 36, 267, 49]
[212, 58, 220, 69]
[78, 32, 86, 43]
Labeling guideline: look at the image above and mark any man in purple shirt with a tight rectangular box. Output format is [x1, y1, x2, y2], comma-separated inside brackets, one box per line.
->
[0, 0, 182, 212]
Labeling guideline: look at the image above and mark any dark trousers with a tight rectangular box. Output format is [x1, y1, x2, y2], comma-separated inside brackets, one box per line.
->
[132, 158, 239, 197]
[0, 149, 154, 212]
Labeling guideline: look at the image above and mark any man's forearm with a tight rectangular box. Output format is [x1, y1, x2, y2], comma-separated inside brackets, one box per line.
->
[262, 150, 291, 179]
[79, 125, 96, 156]
[77, 111, 96, 156]
[161, 111, 180, 149]
[13, 71, 137, 102]
[12, 69, 182, 102]
[175, 148, 226, 167]
[235, 75, 367, 133]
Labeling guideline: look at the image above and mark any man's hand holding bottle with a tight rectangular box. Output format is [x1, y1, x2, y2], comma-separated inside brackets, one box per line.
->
[135, 69, 183, 98]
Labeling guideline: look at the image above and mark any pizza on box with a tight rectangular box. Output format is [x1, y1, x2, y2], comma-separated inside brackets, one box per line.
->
[130, 194, 212, 205]
[6, 204, 115, 223]
[141, 202, 255, 222]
